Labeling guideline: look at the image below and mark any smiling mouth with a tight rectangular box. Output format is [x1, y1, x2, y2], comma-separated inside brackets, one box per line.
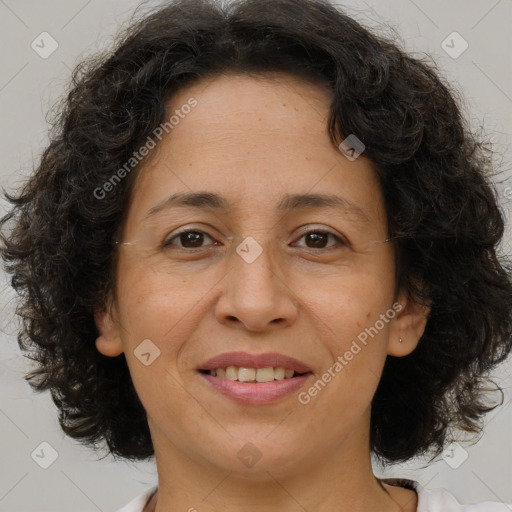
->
[198, 366, 311, 382]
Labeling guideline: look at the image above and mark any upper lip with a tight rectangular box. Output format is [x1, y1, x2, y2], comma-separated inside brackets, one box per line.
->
[198, 351, 312, 374]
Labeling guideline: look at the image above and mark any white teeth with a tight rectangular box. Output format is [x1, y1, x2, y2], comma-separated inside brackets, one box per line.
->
[238, 367, 256, 382]
[256, 367, 274, 382]
[226, 366, 238, 380]
[206, 366, 300, 381]
[273, 367, 285, 380]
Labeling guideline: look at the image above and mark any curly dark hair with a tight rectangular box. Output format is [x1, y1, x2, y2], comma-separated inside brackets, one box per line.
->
[1, 0, 511, 465]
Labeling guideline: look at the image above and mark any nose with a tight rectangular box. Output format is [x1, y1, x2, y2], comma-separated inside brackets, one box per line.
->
[214, 239, 299, 332]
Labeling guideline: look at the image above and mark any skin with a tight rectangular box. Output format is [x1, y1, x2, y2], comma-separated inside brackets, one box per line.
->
[95, 72, 429, 512]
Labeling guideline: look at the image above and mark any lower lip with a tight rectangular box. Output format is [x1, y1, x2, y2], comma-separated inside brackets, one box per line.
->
[199, 372, 312, 405]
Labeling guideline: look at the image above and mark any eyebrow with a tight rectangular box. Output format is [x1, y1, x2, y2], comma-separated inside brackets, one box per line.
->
[144, 191, 370, 224]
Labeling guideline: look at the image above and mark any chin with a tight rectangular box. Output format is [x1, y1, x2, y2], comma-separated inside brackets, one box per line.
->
[202, 435, 311, 478]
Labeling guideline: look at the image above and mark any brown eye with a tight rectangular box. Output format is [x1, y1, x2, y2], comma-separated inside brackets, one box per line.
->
[292, 230, 345, 250]
[163, 230, 216, 249]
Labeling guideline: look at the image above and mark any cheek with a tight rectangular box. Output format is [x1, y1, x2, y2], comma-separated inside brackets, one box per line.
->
[114, 243, 395, 356]
[114, 267, 203, 424]
[115, 253, 196, 341]
[307, 261, 395, 340]
[300, 265, 394, 405]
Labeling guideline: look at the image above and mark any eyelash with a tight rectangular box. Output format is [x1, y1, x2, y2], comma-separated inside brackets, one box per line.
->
[162, 228, 348, 252]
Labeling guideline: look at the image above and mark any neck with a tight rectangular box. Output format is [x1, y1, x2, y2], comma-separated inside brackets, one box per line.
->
[145, 413, 407, 512]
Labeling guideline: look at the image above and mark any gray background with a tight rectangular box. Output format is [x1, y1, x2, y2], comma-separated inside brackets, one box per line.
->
[0, 1, 511, 511]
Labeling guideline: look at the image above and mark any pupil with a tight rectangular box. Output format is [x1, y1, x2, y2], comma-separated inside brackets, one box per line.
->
[307, 233, 327, 248]
[181, 232, 203, 248]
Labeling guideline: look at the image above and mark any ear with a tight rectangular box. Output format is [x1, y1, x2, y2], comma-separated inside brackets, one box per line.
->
[387, 286, 431, 357]
[94, 295, 124, 357]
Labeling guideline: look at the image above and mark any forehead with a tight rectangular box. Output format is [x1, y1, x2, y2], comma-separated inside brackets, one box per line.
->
[171, 70, 333, 114]
[140, 71, 367, 181]
[124, 71, 385, 232]
[165, 71, 333, 147]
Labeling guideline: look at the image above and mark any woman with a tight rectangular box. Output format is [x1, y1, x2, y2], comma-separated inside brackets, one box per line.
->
[1, 0, 511, 511]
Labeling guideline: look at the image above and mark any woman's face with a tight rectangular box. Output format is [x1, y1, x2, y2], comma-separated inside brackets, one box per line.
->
[96, 72, 427, 479]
